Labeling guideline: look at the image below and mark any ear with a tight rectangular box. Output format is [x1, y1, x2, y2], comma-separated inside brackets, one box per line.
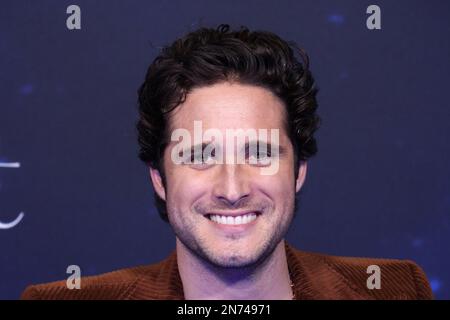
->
[149, 167, 166, 201]
[295, 161, 308, 193]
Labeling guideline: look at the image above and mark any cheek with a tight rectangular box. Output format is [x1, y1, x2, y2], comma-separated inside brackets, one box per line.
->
[259, 175, 295, 201]
[256, 163, 296, 205]
[165, 167, 206, 209]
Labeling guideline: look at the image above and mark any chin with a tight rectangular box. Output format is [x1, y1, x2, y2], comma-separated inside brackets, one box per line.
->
[202, 243, 267, 269]
[207, 253, 257, 268]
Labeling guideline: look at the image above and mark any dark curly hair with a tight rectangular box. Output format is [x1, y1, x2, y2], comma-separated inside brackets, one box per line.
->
[137, 24, 320, 222]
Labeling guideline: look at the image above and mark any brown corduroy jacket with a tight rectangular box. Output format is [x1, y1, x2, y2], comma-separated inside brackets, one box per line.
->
[21, 243, 433, 300]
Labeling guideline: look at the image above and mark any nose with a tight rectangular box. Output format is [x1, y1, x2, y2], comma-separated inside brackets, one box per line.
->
[212, 164, 251, 207]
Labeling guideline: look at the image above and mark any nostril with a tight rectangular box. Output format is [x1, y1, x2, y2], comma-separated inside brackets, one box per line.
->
[217, 194, 250, 208]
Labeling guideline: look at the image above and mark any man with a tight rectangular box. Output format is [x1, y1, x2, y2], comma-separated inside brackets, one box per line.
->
[21, 24, 433, 300]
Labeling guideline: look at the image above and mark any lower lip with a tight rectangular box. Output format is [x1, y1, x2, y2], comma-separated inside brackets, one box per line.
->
[205, 214, 260, 232]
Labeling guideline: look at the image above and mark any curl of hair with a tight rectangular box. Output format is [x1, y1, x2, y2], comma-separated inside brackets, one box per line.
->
[137, 24, 320, 222]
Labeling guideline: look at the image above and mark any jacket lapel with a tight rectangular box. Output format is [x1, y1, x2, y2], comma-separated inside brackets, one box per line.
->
[127, 243, 369, 300]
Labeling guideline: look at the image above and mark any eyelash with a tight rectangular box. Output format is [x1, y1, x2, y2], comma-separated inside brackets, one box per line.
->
[246, 148, 272, 159]
[183, 147, 275, 169]
[190, 149, 215, 163]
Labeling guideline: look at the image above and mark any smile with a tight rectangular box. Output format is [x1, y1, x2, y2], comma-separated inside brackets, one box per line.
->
[207, 212, 259, 225]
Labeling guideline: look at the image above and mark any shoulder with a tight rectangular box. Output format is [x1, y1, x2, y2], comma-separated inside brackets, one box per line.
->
[21, 255, 175, 300]
[287, 245, 433, 300]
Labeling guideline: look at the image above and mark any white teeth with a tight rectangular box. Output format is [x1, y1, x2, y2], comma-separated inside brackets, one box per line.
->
[209, 213, 258, 225]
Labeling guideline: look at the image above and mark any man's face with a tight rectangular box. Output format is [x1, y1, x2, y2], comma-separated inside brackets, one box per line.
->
[150, 82, 306, 268]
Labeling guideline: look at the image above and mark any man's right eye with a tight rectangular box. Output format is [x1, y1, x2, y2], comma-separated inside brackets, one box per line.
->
[191, 152, 205, 163]
[183, 149, 216, 168]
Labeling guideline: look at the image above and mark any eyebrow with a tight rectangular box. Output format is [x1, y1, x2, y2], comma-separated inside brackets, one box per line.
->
[243, 141, 286, 154]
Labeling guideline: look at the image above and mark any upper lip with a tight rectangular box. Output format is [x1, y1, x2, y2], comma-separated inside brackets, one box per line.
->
[206, 211, 261, 217]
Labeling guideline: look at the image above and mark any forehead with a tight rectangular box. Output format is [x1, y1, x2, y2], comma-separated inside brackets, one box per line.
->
[168, 82, 288, 132]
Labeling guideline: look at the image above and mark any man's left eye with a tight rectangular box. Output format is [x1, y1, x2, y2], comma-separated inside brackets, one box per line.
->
[247, 150, 272, 165]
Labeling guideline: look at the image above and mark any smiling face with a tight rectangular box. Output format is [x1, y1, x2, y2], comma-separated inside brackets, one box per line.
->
[150, 82, 307, 268]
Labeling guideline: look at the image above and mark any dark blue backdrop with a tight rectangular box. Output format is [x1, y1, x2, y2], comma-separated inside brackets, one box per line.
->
[1, 0, 449, 300]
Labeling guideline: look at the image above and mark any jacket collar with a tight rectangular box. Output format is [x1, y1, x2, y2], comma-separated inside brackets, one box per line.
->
[127, 242, 367, 300]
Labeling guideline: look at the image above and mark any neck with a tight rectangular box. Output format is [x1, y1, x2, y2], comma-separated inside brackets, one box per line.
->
[176, 239, 293, 300]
